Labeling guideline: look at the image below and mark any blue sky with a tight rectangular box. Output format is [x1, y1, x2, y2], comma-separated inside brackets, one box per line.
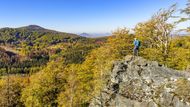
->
[0, 0, 188, 33]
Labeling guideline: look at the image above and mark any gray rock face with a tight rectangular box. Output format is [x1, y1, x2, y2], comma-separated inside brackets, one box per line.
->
[89, 56, 190, 107]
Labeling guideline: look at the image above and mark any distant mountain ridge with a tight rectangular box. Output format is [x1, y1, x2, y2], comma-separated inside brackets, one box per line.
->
[0, 25, 110, 49]
[0, 25, 112, 38]
[0, 25, 84, 47]
[19, 25, 45, 30]
[0, 25, 65, 34]
[0, 25, 79, 35]
[79, 32, 111, 38]
[79, 33, 92, 37]
[17, 25, 63, 33]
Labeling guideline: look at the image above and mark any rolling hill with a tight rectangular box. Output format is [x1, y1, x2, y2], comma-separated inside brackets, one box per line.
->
[0, 25, 85, 48]
[0, 25, 108, 75]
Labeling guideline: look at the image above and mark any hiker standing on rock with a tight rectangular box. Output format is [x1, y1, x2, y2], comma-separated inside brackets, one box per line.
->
[133, 38, 141, 57]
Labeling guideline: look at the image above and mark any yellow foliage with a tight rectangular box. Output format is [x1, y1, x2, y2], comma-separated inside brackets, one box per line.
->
[81, 28, 134, 97]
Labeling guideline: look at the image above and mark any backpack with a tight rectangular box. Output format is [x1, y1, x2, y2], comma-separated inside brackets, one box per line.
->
[134, 40, 141, 47]
[137, 40, 141, 47]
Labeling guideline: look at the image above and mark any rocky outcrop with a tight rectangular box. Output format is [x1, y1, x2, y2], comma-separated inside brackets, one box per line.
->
[90, 56, 190, 107]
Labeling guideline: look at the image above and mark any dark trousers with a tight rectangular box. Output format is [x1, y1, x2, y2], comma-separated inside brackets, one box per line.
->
[133, 46, 139, 57]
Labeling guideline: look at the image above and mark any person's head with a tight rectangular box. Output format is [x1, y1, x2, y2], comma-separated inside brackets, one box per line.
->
[134, 38, 137, 40]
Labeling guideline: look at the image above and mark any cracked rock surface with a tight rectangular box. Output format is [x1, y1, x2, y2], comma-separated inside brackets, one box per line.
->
[89, 56, 190, 107]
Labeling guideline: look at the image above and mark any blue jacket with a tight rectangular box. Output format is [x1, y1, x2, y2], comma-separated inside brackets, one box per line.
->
[134, 40, 140, 47]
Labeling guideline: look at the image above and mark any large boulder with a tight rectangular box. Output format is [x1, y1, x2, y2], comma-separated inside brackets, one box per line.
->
[89, 56, 190, 107]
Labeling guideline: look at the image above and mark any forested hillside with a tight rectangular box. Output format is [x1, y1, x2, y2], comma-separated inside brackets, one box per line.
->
[0, 25, 107, 76]
[0, 1, 190, 107]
